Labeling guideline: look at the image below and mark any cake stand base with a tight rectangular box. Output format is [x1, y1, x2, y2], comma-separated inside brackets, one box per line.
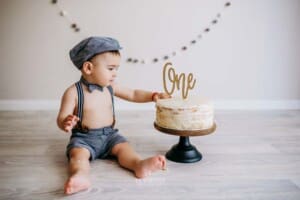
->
[166, 136, 202, 163]
[154, 122, 216, 164]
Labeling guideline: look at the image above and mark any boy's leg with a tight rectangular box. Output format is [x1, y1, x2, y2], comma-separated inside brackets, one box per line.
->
[111, 142, 166, 178]
[64, 147, 91, 195]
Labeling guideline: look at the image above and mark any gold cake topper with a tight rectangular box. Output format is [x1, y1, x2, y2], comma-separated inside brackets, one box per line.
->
[163, 62, 196, 99]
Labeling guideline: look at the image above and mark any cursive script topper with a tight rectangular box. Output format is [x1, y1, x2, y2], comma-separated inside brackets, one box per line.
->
[163, 62, 196, 99]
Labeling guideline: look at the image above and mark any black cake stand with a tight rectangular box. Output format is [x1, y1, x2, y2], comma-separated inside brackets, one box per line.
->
[154, 122, 216, 163]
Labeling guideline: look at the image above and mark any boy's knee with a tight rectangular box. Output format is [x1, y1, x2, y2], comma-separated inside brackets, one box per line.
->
[111, 142, 131, 156]
[69, 147, 90, 160]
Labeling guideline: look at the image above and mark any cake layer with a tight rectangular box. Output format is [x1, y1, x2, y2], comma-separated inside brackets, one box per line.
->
[155, 96, 214, 130]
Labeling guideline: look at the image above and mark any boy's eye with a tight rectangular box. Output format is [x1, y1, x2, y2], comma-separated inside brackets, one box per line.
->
[108, 66, 119, 71]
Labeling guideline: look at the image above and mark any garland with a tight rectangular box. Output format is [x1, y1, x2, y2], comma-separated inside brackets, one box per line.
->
[51, 0, 231, 64]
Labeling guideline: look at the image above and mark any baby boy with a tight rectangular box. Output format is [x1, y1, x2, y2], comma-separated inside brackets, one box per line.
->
[57, 36, 169, 194]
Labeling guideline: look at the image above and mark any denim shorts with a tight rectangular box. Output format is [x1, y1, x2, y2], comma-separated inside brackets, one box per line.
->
[66, 126, 127, 160]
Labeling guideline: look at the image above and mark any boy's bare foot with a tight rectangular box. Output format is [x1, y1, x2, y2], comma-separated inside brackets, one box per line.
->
[64, 173, 91, 195]
[134, 155, 166, 178]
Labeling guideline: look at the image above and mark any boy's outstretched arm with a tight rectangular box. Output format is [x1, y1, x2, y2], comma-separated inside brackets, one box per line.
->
[112, 84, 170, 102]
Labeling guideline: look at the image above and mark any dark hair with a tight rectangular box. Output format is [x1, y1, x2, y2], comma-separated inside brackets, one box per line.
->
[108, 50, 121, 56]
[87, 50, 121, 62]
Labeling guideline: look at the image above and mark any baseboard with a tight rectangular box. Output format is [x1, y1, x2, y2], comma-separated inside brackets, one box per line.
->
[213, 100, 300, 110]
[0, 100, 61, 111]
[0, 99, 299, 111]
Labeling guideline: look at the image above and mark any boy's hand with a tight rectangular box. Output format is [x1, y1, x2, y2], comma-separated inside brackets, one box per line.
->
[62, 115, 80, 133]
[152, 92, 171, 102]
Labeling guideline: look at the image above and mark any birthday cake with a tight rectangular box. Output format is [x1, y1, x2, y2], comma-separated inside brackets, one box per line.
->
[155, 96, 214, 131]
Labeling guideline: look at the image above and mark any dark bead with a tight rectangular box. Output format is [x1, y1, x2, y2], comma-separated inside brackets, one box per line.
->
[59, 11, 65, 16]
[212, 19, 218, 24]
[133, 59, 138, 63]
[74, 27, 80, 32]
[127, 58, 132, 62]
[71, 23, 77, 28]
[182, 46, 187, 51]
[163, 56, 169, 60]
[51, 0, 58, 4]
[153, 58, 159, 63]
[204, 28, 210, 32]
[225, 2, 231, 7]
[191, 40, 196, 44]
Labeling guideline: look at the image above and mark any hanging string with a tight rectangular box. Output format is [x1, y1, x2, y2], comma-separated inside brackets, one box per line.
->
[51, 0, 231, 64]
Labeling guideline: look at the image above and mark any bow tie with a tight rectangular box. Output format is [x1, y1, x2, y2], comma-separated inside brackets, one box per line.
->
[80, 77, 104, 92]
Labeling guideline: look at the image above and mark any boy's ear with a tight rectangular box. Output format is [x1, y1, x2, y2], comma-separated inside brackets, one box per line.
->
[82, 61, 94, 75]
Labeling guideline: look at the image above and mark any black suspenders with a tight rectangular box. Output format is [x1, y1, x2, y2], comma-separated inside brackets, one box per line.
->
[75, 82, 84, 122]
[74, 81, 115, 131]
[107, 85, 115, 118]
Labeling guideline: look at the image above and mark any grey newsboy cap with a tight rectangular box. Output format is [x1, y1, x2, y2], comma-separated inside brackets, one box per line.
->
[69, 36, 122, 69]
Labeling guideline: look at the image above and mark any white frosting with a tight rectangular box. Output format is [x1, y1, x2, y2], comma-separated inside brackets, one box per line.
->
[155, 96, 214, 130]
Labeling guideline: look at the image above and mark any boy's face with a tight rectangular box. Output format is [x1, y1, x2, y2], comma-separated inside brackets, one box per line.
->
[88, 52, 121, 86]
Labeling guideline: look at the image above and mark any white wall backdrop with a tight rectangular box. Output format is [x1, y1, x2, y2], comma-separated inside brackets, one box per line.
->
[0, 0, 299, 110]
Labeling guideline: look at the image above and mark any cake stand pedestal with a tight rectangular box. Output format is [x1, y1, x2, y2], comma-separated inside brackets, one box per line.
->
[154, 122, 216, 163]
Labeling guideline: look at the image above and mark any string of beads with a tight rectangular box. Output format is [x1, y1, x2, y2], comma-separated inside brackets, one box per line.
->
[51, 0, 231, 64]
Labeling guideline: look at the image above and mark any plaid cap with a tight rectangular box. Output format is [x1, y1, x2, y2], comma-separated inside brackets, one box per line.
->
[69, 36, 122, 69]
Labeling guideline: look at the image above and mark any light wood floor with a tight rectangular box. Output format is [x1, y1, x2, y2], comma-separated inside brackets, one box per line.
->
[0, 110, 300, 200]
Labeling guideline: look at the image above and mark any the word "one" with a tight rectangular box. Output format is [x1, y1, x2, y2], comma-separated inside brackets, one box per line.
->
[163, 62, 196, 99]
